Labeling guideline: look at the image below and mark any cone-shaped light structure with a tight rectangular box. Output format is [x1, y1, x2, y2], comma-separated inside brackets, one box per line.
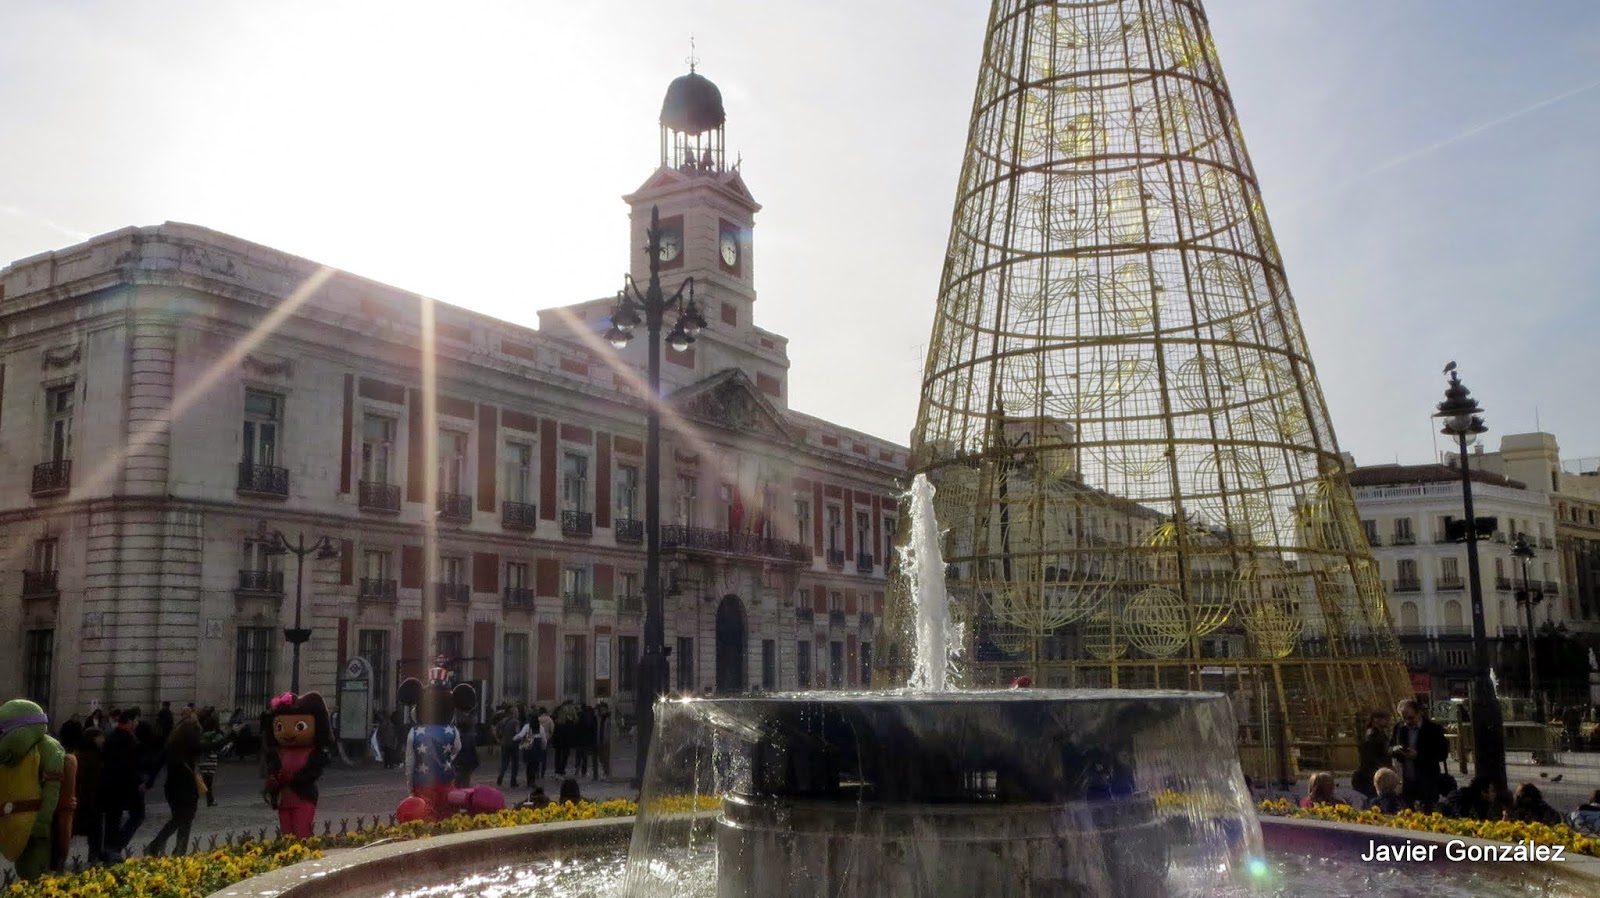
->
[880, 0, 1409, 782]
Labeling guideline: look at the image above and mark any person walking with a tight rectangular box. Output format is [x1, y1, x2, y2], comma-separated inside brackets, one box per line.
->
[101, 710, 148, 856]
[198, 709, 224, 808]
[452, 709, 480, 787]
[495, 710, 523, 788]
[537, 706, 554, 778]
[576, 703, 597, 778]
[145, 708, 203, 856]
[552, 700, 578, 775]
[519, 709, 548, 782]
[1389, 699, 1448, 812]
[593, 701, 612, 782]
[1351, 709, 1393, 802]
[377, 711, 399, 770]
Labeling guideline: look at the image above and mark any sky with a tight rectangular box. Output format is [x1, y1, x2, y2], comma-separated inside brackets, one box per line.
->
[2, 1, 1597, 468]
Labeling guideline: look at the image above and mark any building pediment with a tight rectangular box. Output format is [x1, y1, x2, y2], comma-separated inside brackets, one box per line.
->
[670, 369, 793, 442]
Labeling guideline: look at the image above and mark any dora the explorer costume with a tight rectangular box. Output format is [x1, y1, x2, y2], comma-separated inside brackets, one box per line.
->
[0, 699, 76, 880]
[262, 692, 331, 838]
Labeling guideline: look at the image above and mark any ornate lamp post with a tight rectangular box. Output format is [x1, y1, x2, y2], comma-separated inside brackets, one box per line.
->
[607, 205, 707, 788]
[1433, 364, 1506, 790]
[270, 530, 340, 694]
[1511, 535, 1545, 721]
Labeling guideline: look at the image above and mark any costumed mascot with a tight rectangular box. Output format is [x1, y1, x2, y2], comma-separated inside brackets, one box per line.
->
[262, 692, 332, 838]
[397, 658, 504, 822]
[0, 699, 76, 880]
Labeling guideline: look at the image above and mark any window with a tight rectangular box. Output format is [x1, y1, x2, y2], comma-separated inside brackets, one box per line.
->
[1440, 557, 1459, 581]
[436, 630, 464, 662]
[504, 442, 534, 503]
[615, 465, 639, 520]
[242, 538, 282, 574]
[562, 452, 589, 512]
[797, 640, 812, 688]
[45, 385, 73, 461]
[506, 561, 530, 590]
[828, 591, 844, 612]
[826, 506, 843, 551]
[676, 637, 695, 691]
[439, 431, 468, 494]
[503, 633, 530, 703]
[855, 511, 871, 557]
[676, 475, 698, 526]
[761, 640, 776, 690]
[621, 572, 640, 602]
[1399, 602, 1420, 630]
[243, 390, 281, 467]
[563, 566, 590, 598]
[24, 630, 53, 709]
[883, 516, 897, 564]
[441, 556, 466, 585]
[32, 538, 58, 574]
[1393, 518, 1414, 543]
[795, 498, 812, 547]
[829, 641, 845, 689]
[364, 549, 392, 581]
[860, 642, 873, 686]
[1397, 559, 1417, 582]
[618, 636, 639, 692]
[362, 416, 397, 483]
[1442, 600, 1463, 629]
[1495, 557, 1505, 579]
[1443, 649, 1471, 668]
[235, 627, 274, 716]
[358, 629, 391, 712]
[1361, 520, 1378, 545]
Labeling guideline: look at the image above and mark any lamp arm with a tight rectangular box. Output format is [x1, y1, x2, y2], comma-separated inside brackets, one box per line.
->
[667, 277, 695, 310]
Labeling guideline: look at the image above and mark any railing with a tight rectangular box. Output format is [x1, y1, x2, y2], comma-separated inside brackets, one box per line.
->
[561, 509, 594, 537]
[436, 492, 473, 523]
[826, 548, 846, 567]
[860, 612, 875, 629]
[1436, 577, 1465, 591]
[1539, 537, 1554, 549]
[1545, 581, 1561, 595]
[1392, 578, 1422, 593]
[1391, 534, 1416, 546]
[1492, 532, 1508, 544]
[829, 609, 847, 627]
[359, 481, 401, 513]
[237, 570, 284, 593]
[614, 518, 644, 544]
[1365, 533, 1382, 547]
[796, 607, 815, 623]
[1495, 576, 1513, 591]
[501, 500, 538, 530]
[358, 578, 397, 601]
[856, 553, 874, 573]
[31, 460, 71, 496]
[564, 592, 593, 614]
[617, 593, 644, 614]
[237, 462, 290, 497]
[436, 581, 471, 604]
[660, 525, 811, 563]
[1434, 626, 1475, 636]
[503, 586, 534, 609]
[21, 570, 58, 597]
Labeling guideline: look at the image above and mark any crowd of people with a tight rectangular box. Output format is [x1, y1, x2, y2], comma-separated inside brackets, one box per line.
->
[1297, 698, 1600, 834]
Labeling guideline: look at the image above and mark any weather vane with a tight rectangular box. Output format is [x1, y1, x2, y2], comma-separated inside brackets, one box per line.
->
[686, 35, 698, 72]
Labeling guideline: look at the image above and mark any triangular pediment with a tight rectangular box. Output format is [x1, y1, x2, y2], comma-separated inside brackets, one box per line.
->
[668, 368, 793, 442]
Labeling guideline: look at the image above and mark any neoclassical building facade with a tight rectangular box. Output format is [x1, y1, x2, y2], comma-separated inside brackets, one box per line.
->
[0, 72, 906, 720]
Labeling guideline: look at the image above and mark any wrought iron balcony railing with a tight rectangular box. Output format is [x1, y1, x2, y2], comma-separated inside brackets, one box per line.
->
[31, 460, 71, 496]
[860, 612, 875, 630]
[829, 609, 847, 627]
[617, 593, 644, 614]
[1391, 534, 1416, 546]
[1495, 576, 1513, 591]
[614, 518, 644, 545]
[564, 592, 592, 614]
[826, 548, 846, 567]
[1392, 578, 1422, 593]
[358, 578, 398, 601]
[561, 509, 594, 537]
[503, 586, 534, 609]
[21, 570, 58, 597]
[436, 492, 473, 523]
[237, 570, 284, 593]
[501, 500, 538, 531]
[796, 607, 815, 623]
[1545, 581, 1561, 595]
[436, 581, 471, 604]
[1539, 537, 1555, 549]
[856, 553, 874, 573]
[1436, 577, 1465, 591]
[359, 481, 401, 513]
[660, 525, 811, 563]
[237, 462, 290, 497]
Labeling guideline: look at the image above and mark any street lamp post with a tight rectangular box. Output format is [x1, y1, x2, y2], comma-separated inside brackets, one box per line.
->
[1511, 535, 1544, 721]
[607, 206, 707, 788]
[271, 530, 340, 694]
[1433, 364, 1506, 791]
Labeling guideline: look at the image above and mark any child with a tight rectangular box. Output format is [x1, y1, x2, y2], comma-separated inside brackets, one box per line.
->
[517, 785, 551, 810]
[1365, 767, 1403, 814]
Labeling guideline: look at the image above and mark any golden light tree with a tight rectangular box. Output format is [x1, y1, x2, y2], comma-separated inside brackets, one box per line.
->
[880, 0, 1410, 781]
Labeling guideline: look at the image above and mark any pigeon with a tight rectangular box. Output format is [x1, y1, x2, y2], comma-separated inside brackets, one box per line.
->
[1552, 774, 1563, 783]
[1540, 772, 1549, 778]
[1444, 361, 1457, 374]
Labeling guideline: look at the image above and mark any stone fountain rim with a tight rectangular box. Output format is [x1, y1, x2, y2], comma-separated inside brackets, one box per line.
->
[667, 687, 1228, 705]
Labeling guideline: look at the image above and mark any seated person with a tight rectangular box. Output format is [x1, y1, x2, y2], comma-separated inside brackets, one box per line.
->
[517, 785, 551, 810]
[1438, 775, 1502, 821]
[1506, 782, 1563, 826]
[1364, 767, 1404, 814]
[1299, 772, 1348, 809]
[1569, 789, 1600, 834]
[558, 777, 582, 805]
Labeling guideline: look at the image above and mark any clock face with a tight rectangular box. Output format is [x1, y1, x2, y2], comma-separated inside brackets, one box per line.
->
[658, 231, 681, 263]
[720, 232, 739, 267]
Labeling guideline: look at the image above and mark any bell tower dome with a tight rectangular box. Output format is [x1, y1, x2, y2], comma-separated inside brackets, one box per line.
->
[659, 66, 726, 173]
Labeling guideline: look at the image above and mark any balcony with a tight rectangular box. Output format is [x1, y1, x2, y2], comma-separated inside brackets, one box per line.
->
[435, 581, 471, 605]
[358, 578, 398, 601]
[1539, 537, 1555, 549]
[237, 462, 290, 498]
[1495, 576, 1513, 591]
[796, 607, 815, 623]
[236, 570, 284, 594]
[30, 460, 71, 496]
[826, 548, 847, 567]
[660, 525, 811, 564]
[1436, 577, 1465, 591]
[359, 481, 401, 513]
[1392, 578, 1422, 593]
[617, 593, 643, 614]
[561, 509, 594, 537]
[564, 592, 592, 614]
[614, 518, 644, 545]
[860, 612, 875, 630]
[1545, 581, 1561, 595]
[503, 586, 534, 610]
[21, 570, 58, 597]
[1492, 532, 1508, 544]
[856, 553, 875, 573]
[829, 609, 847, 627]
[436, 492, 473, 524]
[1391, 534, 1416, 546]
[501, 500, 538, 531]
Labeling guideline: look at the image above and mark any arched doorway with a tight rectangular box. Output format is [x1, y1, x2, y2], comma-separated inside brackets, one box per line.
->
[715, 594, 747, 693]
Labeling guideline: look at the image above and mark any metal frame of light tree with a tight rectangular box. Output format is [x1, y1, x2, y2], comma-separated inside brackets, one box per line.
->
[878, 0, 1410, 782]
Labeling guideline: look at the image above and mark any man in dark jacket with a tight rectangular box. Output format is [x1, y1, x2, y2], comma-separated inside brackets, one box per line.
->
[100, 710, 148, 855]
[1390, 699, 1449, 811]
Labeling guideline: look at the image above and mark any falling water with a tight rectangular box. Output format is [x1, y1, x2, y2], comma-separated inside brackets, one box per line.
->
[904, 473, 962, 691]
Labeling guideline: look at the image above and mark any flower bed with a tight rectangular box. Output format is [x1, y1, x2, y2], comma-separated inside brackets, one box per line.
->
[1258, 798, 1600, 858]
[5, 800, 641, 898]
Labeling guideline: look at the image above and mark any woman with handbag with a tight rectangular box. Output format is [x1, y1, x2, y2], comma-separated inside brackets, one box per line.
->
[145, 707, 204, 856]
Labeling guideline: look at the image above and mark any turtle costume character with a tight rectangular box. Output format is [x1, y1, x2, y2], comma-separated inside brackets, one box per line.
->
[0, 699, 76, 879]
[262, 692, 332, 838]
[398, 658, 500, 821]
